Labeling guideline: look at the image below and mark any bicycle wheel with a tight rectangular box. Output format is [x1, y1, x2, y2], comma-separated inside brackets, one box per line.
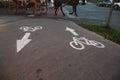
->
[90, 40, 105, 48]
[41, 4, 48, 14]
[70, 41, 85, 50]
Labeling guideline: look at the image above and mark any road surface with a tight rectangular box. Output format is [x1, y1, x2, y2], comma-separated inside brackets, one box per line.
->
[0, 17, 120, 80]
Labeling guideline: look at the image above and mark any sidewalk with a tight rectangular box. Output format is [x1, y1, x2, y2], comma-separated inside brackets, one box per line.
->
[0, 7, 68, 17]
[0, 7, 68, 25]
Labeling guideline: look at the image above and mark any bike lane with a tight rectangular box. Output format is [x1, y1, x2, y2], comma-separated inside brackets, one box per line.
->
[0, 18, 120, 80]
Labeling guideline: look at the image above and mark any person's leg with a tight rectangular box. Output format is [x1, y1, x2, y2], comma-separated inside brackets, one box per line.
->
[60, 5, 65, 16]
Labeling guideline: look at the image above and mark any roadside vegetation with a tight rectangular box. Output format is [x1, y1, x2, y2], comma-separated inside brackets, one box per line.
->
[87, 0, 120, 3]
[79, 23, 120, 45]
[87, 0, 101, 3]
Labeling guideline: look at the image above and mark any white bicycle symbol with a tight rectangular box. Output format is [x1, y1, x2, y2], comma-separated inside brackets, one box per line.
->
[70, 37, 105, 50]
[20, 26, 42, 32]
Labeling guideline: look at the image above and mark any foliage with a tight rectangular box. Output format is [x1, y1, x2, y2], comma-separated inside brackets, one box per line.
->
[87, 0, 102, 3]
[79, 23, 120, 45]
[115, 0, 120, 2]
[87, 0, 120, 3]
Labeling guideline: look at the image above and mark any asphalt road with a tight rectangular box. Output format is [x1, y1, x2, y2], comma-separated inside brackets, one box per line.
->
[0, 17, 120, 80]
[64, 3, 120, 31]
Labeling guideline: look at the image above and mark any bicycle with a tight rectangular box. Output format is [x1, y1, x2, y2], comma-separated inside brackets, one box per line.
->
[20, 26, 42, 32]
[34, 0, 48, 15]
[70, 37, 105, 50]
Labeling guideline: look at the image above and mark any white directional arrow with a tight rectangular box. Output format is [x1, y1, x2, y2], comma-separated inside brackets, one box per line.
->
[66, 27, 79, 36]
[17, 33, 32, 53]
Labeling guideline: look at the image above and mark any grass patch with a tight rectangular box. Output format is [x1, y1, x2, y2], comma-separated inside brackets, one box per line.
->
[87, 0, 102, 3]
[79, 23, 120, 45]
[87, 0, 120, 3]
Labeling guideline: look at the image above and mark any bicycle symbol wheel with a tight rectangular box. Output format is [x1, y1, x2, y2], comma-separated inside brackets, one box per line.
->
[89, 40, 105, 48]
[70, 41, 85, 50]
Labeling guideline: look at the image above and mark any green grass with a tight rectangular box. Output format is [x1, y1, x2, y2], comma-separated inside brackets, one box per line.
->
[87, 0, 102, 3]
[79, 23, 120, 45]
[87, 0, 120, 3]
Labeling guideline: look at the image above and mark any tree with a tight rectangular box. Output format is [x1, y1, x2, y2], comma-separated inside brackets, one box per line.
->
[106, 0, 115, 27]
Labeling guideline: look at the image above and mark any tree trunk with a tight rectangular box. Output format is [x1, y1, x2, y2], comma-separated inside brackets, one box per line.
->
[106, 0, 115, 27]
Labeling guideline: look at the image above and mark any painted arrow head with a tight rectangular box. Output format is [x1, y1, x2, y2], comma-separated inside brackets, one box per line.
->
[17, 33, 32, 53]
[66, 27, 73, 31]
[66, 27, 79, 36]
[17, 39, 31, 53]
